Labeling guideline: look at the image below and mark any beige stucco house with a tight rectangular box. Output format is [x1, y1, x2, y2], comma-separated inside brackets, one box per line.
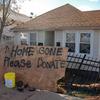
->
[13, 4, 100, 58]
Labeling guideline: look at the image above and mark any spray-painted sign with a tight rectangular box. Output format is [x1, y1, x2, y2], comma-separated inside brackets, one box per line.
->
[2, 45, 68, 91]
[4, 45, 67, 69]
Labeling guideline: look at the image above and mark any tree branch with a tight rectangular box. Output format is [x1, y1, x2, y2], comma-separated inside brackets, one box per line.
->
[4, 0, 11, 25]
[2, 0, 6, 27]
[5, 19, 15, 26]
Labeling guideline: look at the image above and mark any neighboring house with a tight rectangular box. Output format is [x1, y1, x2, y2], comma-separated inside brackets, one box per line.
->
[13, 4, 100, 58]
[0, 5, 31, 43]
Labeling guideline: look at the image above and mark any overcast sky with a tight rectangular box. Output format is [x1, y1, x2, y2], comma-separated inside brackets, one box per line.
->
[19, 0, 100, 16]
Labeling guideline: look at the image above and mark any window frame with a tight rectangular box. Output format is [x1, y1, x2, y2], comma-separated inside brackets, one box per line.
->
[79, 33, 91, 54]
[64, 31, 93, 56]
[65, 33, 76, 52]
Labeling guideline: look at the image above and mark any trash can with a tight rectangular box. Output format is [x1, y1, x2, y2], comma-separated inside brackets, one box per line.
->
[4, 72, 15, 88]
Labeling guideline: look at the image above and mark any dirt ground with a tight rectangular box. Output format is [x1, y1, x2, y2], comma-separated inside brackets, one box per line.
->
[0, 86, 99, 100]
[0, 86, 84, 100]
[85, 96, 100, 100]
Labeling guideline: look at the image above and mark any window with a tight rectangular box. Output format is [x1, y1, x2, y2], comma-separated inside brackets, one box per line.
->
[65, 33, 75, 52]
[64, 32, 92, 55]
[80, 33, 91, 54]
[56, 42, 61, 46]
[30, 33, 36, 45]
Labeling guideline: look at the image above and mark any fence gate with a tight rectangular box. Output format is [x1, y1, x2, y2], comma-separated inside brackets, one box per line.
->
[65, 53, 100, 94]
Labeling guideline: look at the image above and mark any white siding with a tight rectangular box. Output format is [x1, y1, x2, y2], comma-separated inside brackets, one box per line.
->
[37, 31, 45, 45]
[15, 30, 100, 59]
[98, 31, 100, 58]
[24, 33, 30, 45]
[93, 30, 100, 58]
[14, 33, 21, 45]
[28, 31, 37, 45]
[27, 33, 31, 45]
[45, 31, 54, 46]
[55, 31, 63, 47]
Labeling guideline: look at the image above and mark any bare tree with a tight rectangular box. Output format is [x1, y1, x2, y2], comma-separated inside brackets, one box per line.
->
[0, 0, 28, 41]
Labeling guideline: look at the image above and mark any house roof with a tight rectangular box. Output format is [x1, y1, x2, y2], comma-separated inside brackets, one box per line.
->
[0, 6, 31, 22]
[84, 10, 100, 23]
[13, 4, 100, 32]
[9, 9, 31, 22]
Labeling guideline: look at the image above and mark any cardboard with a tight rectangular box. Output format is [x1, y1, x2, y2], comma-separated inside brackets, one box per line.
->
[0, 45, 68, 92]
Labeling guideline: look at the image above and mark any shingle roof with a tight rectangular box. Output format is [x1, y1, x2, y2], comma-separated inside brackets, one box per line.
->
[84, 10, 100, 22]
[14, 4, 100, 31]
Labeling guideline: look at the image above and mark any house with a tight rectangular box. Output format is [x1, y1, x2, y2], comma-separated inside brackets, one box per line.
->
[0, 5, 31, 43]
[13, 4, 100, 58]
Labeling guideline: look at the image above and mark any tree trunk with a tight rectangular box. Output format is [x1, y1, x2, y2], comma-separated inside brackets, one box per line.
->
[0, 31, 3, 42]
[0, 20, 4, 42]
[0, 26, 4, 42]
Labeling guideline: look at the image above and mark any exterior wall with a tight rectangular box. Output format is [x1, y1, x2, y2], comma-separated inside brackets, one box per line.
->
[27, 33, 31, 45]
[37, 31, 45, 45]
[55, 30, 95, 57]
[55, 31, 64, 47]
[14, 29, 100, 59]
[14, 33, 21, 45]
[93, 30, 100, 59]
[98, 31, 100, 59]
[24, 33, 30, 45]
[29, 32, 37, 45]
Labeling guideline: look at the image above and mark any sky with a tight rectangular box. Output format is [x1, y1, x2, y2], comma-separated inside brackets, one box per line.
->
[19, 0, 100, 16]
